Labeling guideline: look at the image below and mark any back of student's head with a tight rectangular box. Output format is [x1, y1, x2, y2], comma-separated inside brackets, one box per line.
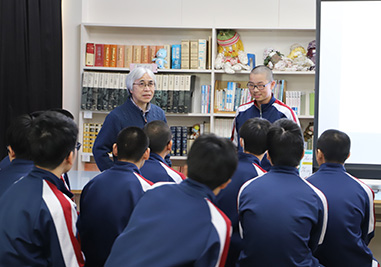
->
[143, 120, 172, 154]
[29, 111, 78, 169]
[116, 127, 149, 162]
[5, 114, 34, 160]
[30, 108, 74, 120]
[239, 118, 271, 155]
[187, 134, 238, 190]
[317, 129, 350, 164]
[267, 119, 304, 167]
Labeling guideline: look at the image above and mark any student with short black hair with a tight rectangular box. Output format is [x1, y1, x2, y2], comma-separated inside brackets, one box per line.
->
[216, 117, 271, 266]
[105, 134, 238, 267]
[238, 119, 328, 267]
[0, 114, 34, 198]
[307, 129, 379, 267]
[140, 120, 186, 183]
[0, 111, 84, 266]
[78, 126, 153, 267]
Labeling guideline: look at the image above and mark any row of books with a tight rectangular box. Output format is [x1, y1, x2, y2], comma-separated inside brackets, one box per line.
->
[82, 123, 102, 153]
[214, 82, 252, 112]
[85, 39, 212, 70]
[81, 72, 128, 111]
[285, 91, 315, 116]
[151, 75, 195, 113]
[214, 118, 234, 138]
[201, 85, 211, 114]
[273, 80, 287, 102]
[170, 126, 188, 156]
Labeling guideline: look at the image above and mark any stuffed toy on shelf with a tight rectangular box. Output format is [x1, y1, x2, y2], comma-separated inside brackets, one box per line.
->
[263, 48, 294, 71]
[152, 48, 167, 69]
[287, 43, 315, 71]
[214, 29, 251, 74]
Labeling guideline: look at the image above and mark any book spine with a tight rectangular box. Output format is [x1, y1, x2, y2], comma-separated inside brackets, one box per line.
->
[92, 72, 99, 110]
[207, 36, 212, 69]
[181, 40, 190, 69]
[175, 126, 182, 156]
[116, 45, 125, 68]
[83, 123, 90, 153]
[149, 45, 157, 63]
[190, 40, 198, 69]
[161, 75, 169, 112]
[103, 44, 111, 67]
[97, 73, 104, 110]
[154, 75, 163, 108]
[184, 75, 193, 113]
[110, 44, 117, 67]
[177, 75, 184, 114]
[181, 126, 188, 156]
[86, 72, 94, 110]
[124, 45, 133, 69]
[133, 45, 142, 63]
[166, 75, 174, 113]
[171, 44, 181, 69]
[141, 45, 149, 64]
[94, 44, 104, 67]
[85, 43, 95, 67]
[170, 126, 176, 156]
[81, 72, 89, 110]
[198, 39, 207, 70]
[171, 75, 179, 113]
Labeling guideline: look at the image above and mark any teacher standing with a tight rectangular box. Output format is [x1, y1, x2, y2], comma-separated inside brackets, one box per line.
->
[93, 67, 166, 171]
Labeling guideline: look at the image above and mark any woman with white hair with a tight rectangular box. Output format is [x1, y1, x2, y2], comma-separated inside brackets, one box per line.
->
[93, 67, 166, 171]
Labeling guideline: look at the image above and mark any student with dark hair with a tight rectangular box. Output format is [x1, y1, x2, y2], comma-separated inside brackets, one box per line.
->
[216, 117, 271, 266]
[238, 119, 328, 267]
[78, 126, 153, 267]
[0, 111, 84, 266]
[307, 129, 379, 267]
[105, 134, 238, 267]
[140, 120, 186, 183]
[0, 114, 34, 198]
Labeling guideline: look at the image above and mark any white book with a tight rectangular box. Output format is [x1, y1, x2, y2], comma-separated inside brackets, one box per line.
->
[198, 39, 207, 70]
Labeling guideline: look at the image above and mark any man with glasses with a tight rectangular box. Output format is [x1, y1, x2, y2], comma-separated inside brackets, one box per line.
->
[231, 65, 299, 169]
[93, 67, 167, 171]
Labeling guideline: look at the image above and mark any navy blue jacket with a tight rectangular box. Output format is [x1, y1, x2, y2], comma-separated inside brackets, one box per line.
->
[216, 152, 266, 266]
[140, 153, 186, 183]
[0, 158, 34, 198]
[78, 161, 153, 267]
[0, 156, 10, 171]
[308, 163, 379, 267]
[105, 179, 231, 267]
[231, 95, 299, 151]
[0, 167, 84, 266]
[238, 166, 328, 267]
[93, 97, 166, 171]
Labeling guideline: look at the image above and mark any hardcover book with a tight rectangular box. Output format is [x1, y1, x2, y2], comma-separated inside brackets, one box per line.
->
[81, 72, 89, 110]
[149, 46, 157, 63]
[172, 75, 179, 113]
[116, 45, 125, 68]
[141, 45, 149, 64]
[103, 44, 111, 67]
[133, 45, 142, 64]
[164, 44, 171, 69]
[124, 45, 133, 69]
[190, 40, 198, 69]
[94, 44, 104, 67]
[198, 39, 207, 70]
[184, 75, 194, 113]
[181, 40, 190, 69]
[85, 43, 95, 67]
[86, 72, 94, 110]
[161, 75, 169, 111]
[171, 45, 181, 69]
[167, 75, 175, 113]
[110, 44, 118, 67]
[177, 75, 184, 113]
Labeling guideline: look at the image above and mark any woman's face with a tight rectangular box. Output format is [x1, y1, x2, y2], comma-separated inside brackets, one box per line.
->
[130, 73, 155, 108]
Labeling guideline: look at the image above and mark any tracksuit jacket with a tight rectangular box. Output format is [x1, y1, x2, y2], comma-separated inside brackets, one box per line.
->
[308, 163, 379, 267]
[140, 152, 186, 183]
[0, 167, 84, 266]
[105, 178, 231, 267]
[216, 151, 266, 266]
[231, 95, 300, 150]
[78, 161, 153, 267]
[238, 166, 328, 267]
[92, 97, 166, 171]
[0, 158, 34, 198]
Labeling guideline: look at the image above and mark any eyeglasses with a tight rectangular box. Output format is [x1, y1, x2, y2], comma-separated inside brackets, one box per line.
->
[133, 81, 155, 88]
[75, 142, 82, 151]
[247, 81, 272, 90]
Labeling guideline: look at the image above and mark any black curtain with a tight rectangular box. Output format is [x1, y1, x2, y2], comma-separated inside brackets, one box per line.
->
[0, 0, 63, 158]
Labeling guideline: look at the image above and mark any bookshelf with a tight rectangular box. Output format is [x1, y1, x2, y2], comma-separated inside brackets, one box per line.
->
[78, 24, 316, 170]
